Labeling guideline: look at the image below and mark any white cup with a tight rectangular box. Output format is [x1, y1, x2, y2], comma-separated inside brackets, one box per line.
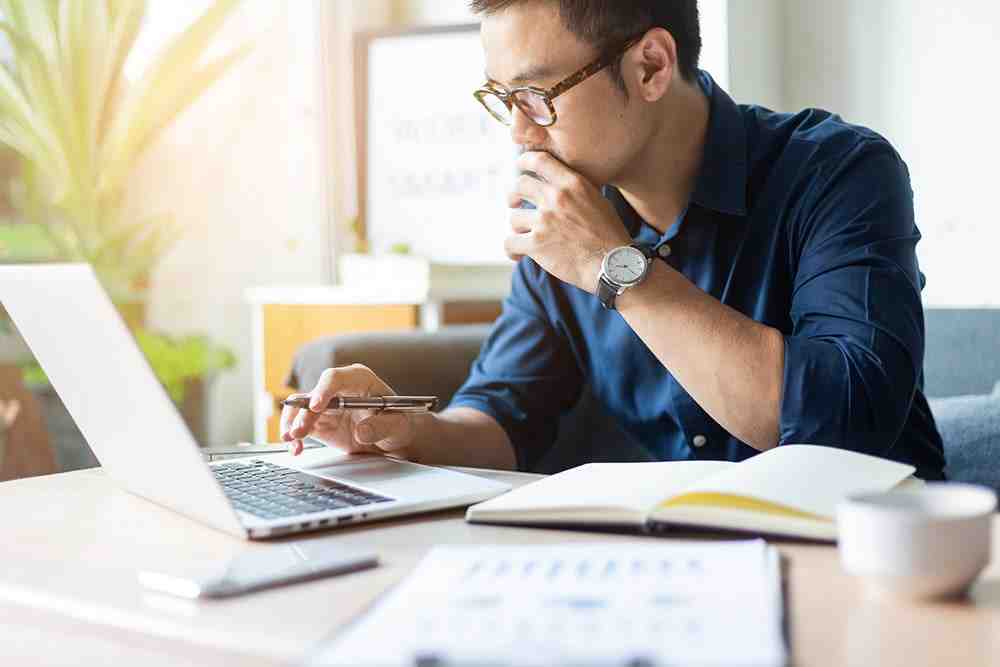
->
[837, 482, 997, 600]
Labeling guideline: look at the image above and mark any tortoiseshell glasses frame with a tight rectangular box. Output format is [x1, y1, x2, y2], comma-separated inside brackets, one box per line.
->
[474, 33, 646, 128]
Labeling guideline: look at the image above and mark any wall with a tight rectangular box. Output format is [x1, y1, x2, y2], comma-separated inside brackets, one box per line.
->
[130, 2, 328, 446]
[395, 0, 474, 24]
[129, 0, 401, 448]
[726, 0, 784, 111]
[783, 0, 1000, 306]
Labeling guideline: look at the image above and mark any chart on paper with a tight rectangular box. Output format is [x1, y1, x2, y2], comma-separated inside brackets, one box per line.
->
[308, 540, 786, 667]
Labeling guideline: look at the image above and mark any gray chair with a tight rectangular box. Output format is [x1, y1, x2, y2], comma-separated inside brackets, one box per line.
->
[923, 309, 1000, 398]
[287, 309, 1000, 488]
[922, 309, 1000, 491]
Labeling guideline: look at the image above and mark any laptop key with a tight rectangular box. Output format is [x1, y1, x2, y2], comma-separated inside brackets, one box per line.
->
[213, 462, 395, 518]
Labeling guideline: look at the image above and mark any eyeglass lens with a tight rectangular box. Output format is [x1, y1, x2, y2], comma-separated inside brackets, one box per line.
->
[479, 92, 512, 124]
[478, 89, 553, 126]
[511, 90, 552, 125]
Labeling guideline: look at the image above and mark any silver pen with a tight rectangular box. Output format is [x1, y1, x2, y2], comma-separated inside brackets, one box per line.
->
[281, 395, 437, 413]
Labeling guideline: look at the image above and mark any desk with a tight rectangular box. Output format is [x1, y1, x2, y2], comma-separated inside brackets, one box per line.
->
[2, 463, 999, 666]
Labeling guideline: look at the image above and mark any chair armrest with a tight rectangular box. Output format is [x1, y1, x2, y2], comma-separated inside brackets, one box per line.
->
[286, 324, 492, 410]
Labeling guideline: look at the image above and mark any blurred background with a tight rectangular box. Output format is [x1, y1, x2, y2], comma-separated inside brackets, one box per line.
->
[0, 0, 996, 480]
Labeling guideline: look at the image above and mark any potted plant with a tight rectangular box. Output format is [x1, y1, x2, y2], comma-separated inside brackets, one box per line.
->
[0, 0, 249, 463]
[0, 0, 248, 305]
[22, 329, 235, 446]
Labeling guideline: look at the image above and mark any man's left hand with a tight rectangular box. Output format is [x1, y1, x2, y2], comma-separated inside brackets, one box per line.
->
[506, 151, 632, 293]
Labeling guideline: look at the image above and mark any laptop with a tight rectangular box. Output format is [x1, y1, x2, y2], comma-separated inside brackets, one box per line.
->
[0, 264, 510, 539]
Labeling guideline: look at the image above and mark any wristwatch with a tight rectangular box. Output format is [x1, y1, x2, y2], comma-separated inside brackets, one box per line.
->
[596, 243, 655, 310]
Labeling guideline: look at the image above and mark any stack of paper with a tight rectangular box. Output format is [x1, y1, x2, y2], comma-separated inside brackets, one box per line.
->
[308, 540, 786, 666]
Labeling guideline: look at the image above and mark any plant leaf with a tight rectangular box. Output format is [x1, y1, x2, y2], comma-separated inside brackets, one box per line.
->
[96, 1, 145, 145]
[99, 0, 244, 197]
[135, 41, 251, 160]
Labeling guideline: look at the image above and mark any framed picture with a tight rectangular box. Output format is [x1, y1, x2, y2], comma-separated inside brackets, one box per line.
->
[355, 24, 514, 264]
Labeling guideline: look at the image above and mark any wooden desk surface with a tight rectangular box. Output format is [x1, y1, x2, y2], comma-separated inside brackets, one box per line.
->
[2, 464, 999, 667]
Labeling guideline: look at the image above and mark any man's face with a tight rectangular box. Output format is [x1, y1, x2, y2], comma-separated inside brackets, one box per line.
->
[480, 2, 642, 186]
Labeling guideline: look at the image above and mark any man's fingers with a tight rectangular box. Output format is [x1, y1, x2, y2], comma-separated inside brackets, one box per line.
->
[282, 365, 406, 456]
[508, 174, 548, 209]
[509, 208, 535, 234]
[279, 398, 307, 455]
[298, 366, 376, 435]
[516, 151, 576, 189]
[504, 231, 532, 262]
[354, 412, 414, 452]
[289, 405, 319, 440]
[280, 394, 305, 442]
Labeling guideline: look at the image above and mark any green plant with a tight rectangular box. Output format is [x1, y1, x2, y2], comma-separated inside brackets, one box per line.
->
[0, 0, 248, 299]
[24, 327, 236, 404]
[347, 215, 369, 254]
[0, 215, 56, 261]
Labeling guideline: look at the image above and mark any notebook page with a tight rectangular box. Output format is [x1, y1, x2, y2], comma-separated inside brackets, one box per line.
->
[466, 460, 733, 521]
[657, 444, 915, 519]
[308, 541, 786, 667]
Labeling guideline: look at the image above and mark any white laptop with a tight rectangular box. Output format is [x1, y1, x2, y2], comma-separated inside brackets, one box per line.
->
[0, 264, 510, 539]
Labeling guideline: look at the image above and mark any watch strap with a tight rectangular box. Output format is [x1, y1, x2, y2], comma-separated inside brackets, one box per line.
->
[630, 242, 656, 260]
[597, 274, 620, 310]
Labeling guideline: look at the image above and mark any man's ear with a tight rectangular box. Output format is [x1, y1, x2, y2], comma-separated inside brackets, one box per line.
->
[629, 28, 676, 102]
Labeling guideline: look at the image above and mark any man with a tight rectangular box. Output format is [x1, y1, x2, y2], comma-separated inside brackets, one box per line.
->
[282, 0, 945, 480]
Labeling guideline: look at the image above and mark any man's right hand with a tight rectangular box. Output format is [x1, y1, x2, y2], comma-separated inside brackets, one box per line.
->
[280, 364, 416, 458]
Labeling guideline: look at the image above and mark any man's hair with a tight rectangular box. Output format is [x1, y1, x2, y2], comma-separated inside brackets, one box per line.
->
[469, 0, 702, 90]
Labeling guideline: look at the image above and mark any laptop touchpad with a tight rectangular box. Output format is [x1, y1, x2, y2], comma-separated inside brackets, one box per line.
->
[309, 456, 456, 500]
[313, 457, 424, 484]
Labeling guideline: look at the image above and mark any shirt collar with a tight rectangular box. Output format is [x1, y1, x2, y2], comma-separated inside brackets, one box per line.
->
[604, 69, 749, 237]
[690, 70, 749, 217]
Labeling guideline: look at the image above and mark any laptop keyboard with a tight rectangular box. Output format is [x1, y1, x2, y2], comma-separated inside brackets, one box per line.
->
[212, 459, 394, 520]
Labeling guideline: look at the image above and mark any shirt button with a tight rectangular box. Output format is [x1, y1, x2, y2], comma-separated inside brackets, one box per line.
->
[657, 244, 672, 259]
[692, 434, 708, 448]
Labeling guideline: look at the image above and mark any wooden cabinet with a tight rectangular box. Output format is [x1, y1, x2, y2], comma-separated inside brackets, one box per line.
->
[260, 302, 418, 442]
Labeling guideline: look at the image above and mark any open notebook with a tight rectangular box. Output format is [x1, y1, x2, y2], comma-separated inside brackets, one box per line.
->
[466, 445, 919, 541]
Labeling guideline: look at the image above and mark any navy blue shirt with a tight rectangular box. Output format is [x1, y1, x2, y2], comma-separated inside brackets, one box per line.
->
[451, 71, 946, 481]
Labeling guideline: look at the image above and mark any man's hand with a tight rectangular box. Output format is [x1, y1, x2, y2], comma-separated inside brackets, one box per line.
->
[280, 364, 416, 458]
[506, 151, 631, 292]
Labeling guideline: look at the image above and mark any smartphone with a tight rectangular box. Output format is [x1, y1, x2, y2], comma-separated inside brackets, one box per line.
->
[138, 542, 378, 599]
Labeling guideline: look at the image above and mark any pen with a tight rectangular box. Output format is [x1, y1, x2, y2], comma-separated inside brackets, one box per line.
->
[280, 395, 437, 413]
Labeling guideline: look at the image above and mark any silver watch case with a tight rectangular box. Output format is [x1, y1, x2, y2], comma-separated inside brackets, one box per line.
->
[600, 245, 652, 290]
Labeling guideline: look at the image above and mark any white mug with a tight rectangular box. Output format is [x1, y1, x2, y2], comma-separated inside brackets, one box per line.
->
[837, 482, 997, 600]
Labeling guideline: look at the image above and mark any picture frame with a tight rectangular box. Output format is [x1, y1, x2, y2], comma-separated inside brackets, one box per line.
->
[354, 23, 515, 264]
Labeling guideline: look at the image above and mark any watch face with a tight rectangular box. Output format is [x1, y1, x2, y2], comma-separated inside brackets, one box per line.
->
[604, 246, 647, 286]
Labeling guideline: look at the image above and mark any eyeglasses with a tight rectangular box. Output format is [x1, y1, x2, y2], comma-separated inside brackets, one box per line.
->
[474, 33, 645, 128]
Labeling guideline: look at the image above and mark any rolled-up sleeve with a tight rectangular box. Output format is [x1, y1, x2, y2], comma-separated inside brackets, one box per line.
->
[780, 140, 925, 458]
[449, 259, 584, 470]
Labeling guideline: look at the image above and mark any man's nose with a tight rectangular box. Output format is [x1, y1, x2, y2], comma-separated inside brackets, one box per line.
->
[509, 105, 546, 146]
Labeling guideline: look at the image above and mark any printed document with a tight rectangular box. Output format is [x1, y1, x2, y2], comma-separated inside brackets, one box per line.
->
[307, 540, 786, 666]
